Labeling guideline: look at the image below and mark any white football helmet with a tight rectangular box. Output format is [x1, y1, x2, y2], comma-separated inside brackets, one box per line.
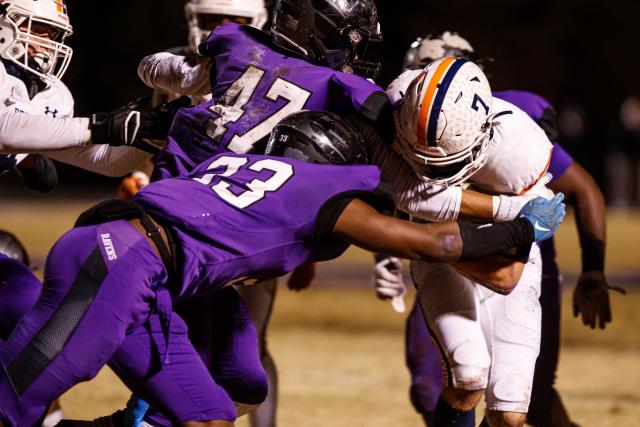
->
[185, 0, 268, 53]
[394, 57, 493, 186]
[0, 0, 73, 82]
[404, 31, 474, 71]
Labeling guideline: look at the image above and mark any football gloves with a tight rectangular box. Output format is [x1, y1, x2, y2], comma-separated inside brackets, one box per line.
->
[573, 270, 626, 329]
[90, 96, 191, 153]
[519, 193, 566, 242]
[373, 256, 406, 313]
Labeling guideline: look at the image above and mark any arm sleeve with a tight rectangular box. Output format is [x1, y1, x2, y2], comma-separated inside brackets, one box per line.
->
[46, 145, 153, 177]
[0, 110, 90, 152]
[138, 52, 212, 96]
[350, 115, 463, 221]
[314, 186, 396, 240]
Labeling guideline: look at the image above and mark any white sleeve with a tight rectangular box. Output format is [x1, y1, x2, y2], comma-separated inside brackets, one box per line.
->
[46, 145, 153, 177]
[0, 110, 90, 152]
[138, 52, 212, 96]
[369, 135, 462, 222]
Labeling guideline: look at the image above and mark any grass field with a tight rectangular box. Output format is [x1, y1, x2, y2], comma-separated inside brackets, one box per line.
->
[2, 200, 640, 426]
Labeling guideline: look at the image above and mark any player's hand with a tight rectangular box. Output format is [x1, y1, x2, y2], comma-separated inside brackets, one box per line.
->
[287, 262, 316, 291]
[519, 193, 566, 241]
[573, 270, 626, 329]
[373, 256, 406, 312]
[90, 96, 191, 152]
[117, 171, 150, 200]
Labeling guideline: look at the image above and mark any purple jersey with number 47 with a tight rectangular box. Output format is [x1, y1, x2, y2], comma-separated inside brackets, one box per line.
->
[136, 153, 387, 301]
[153, 23, 389, 181]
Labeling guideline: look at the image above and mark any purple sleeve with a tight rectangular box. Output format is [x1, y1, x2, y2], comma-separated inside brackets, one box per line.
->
[548, 144, 574, 182]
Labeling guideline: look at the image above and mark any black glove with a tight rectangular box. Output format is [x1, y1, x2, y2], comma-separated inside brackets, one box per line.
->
[573, 271, 626, 329]
[90, 96, 191, 153]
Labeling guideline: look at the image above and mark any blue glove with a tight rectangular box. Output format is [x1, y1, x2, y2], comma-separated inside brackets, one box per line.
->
[519, 193, 566, 241]
[125, 395, 150, 427]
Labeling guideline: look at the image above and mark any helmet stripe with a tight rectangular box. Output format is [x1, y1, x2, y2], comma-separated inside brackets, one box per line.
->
[426, 58, 468, 146]
[416, 57, 456, 148]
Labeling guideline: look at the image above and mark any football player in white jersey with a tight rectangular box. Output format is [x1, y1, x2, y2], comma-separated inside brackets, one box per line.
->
[378, 58, 558, 427]
[384, 31, 621, 427]
[0, 1, 183, 424]
[0, 0, 186, 177]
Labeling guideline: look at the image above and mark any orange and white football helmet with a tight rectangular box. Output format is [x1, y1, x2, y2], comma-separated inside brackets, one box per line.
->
[394, 57, 494, 186]
[0, 0, 73, 82]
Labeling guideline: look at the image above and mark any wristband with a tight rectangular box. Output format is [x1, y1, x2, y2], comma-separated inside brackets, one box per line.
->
[493, 194, 527, 222]
[580, 238, 605, 272]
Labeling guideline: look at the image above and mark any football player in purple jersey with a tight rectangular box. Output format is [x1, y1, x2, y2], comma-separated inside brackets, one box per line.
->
[380, 31, 624, 427]
[0, 110, 566, 427]
[0, 230, 63, 427]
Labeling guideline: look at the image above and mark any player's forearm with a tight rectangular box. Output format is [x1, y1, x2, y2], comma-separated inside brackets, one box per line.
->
[459, 189, 494, 220]
[551, 162, 606, 271]
[453, 256, 526, 295]
[0, 110, 90, 152]
[46, 145, 152, 177]
[333, 199, 537, 265]
[138, 52, 212, 96]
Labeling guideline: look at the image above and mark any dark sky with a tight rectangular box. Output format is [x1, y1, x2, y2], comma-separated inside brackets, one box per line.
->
[6, 0, 640, 195]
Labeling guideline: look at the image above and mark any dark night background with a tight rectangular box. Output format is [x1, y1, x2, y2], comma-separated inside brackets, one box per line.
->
[4, 0, 640, 200]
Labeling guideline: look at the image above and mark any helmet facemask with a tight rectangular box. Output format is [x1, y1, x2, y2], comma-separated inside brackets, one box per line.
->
[185, 0, 268, 53]
[395, 123, 492, 186]
[0, 0, 73, 83]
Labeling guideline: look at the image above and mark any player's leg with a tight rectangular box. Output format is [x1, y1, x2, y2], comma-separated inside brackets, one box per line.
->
[483, 245, 542, 427]
[0, 251, 65, 427]
[527, 240, 578, 427]
[413, 261, 489, 426]
[236, 279, 278, 427]
[405, 298, 443, 427]
[210, 285, 269, 417]
[0, 253, 42, 344]
[107, 309, 240, 426]
[0, 221, 165, 427]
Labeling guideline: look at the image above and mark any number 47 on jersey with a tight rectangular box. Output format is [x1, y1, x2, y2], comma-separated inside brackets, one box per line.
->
[206, 65, 312, 154]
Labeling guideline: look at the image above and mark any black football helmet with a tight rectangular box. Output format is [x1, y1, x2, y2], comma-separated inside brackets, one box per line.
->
[271, 0, 382, 79]
[265, 110, 369, 165]
[0, 229, 29, 266]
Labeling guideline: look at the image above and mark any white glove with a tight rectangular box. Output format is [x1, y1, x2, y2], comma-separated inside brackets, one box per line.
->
[493, 173, 554, 222]
[373, 257, 406, 313]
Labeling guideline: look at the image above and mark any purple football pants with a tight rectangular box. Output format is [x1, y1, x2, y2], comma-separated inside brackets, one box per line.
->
[0, 254, 42, 345]
[141, 288, 268, 426]
[406, 240, 562, 418]
[0, 220, 266, 427]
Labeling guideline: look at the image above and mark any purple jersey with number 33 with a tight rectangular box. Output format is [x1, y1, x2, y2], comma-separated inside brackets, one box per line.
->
[153, 23, 389, 180]
[136, 153, 387, 301]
